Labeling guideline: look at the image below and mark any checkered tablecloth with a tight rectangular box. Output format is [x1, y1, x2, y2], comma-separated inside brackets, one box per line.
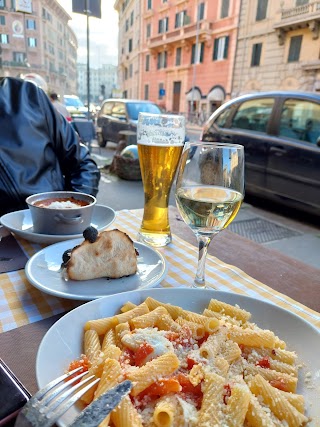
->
[0, 209, 319, 333]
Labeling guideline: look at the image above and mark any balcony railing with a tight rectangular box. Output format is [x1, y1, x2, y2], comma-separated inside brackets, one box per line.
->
[282, 1, 320, 19]
[148, 20, 213, 49]
[2, 61, 29, 68]
[274, 1, 320, 28]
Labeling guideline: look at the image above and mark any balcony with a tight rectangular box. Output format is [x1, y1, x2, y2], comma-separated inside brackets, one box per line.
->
[148, 20, 213, 50]
[301, 59, 320, 70]
[274, 1, 320, 43]
[2, 60, 28, 67]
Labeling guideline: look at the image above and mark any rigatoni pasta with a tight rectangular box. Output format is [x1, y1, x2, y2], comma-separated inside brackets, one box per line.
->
[66, 298, 310, 426]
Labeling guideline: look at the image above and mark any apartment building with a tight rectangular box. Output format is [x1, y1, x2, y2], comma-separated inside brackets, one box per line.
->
[77, 63, 118, 103]
[141, 0, 240, 117]
[232, 0, 320, 96]
[114, 0, 240, 117]
[0, 0, 77, 95]
[114, 0, 141, 99]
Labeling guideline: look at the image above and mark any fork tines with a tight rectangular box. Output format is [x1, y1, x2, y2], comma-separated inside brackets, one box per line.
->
[19, 367, 99, 427]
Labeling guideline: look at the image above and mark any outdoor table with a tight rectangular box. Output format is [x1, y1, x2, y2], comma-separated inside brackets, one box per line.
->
[0, 207, 319, 396]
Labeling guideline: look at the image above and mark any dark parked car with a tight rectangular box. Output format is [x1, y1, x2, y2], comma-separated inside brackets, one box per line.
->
[201, 91, 320, 216]
[96, 99, 161, 147]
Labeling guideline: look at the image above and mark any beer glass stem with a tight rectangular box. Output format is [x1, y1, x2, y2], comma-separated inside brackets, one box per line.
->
[193, 235, 212, 288]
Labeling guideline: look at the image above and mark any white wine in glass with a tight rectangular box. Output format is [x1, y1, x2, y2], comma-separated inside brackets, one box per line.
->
[175, 142, 244, 288]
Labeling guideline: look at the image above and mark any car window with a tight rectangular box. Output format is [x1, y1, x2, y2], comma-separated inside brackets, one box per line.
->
[214, 108, 231, 128]
[126, 102, 161, 120]
[101, 101, 113, 115]
[112, 102, 126, 119]
[64, 96, 84, 108]
[231, 98, 274, 133]
[279, 99, 320, 145]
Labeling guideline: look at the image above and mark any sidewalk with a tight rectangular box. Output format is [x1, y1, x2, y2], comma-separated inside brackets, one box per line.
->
[231, 203, 320, 270]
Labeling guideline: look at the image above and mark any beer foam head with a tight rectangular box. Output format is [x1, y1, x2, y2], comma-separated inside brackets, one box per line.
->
[137, 113, 185, 146]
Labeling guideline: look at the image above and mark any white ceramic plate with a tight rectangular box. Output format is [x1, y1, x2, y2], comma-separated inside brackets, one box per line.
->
[36, 289, 320, 427]
[0, 204, 116, 244]
[25, 240, 167, 300]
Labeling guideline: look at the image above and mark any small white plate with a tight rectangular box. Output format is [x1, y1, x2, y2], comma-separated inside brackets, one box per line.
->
[25, 240, 167, 300]
[0, 204, 116, 244]
[36, 289, 320, 427]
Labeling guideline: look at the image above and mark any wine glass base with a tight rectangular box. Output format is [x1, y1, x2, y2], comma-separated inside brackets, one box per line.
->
[138, 231, 172, 248]
[192, 278, 206, 288]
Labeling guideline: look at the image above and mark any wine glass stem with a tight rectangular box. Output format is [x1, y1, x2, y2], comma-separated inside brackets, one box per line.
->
[194, 235, 213, 288]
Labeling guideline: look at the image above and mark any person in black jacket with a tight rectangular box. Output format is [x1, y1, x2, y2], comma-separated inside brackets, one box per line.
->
[0, 77, 100, 216]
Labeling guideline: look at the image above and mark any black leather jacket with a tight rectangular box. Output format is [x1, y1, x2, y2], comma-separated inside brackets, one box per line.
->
[0, 77, 100, 216]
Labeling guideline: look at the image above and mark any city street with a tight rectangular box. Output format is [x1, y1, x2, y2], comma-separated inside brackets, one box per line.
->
[92, 137, 320, 270]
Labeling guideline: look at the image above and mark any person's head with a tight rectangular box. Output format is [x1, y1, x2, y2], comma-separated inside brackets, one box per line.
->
[21, 73, 48, 93]
[50, 93, 58, 101]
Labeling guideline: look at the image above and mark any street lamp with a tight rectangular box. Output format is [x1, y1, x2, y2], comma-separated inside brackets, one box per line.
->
[190, 0, 200, 122]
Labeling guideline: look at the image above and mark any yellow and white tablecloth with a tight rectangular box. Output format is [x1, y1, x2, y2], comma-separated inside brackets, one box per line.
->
[0, 209, 319, 333]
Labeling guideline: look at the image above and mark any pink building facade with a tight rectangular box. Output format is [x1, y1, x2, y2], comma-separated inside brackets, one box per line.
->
[139, 0, 240, 119]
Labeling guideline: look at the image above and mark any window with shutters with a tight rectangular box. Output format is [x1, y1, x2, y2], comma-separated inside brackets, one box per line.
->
[147, 0, 152, 10]
[175, 10, 186, 28]
[158, 17, 169, 33]
[13, 52, 25, 62]
[26, 19, 36, 29]
[0, 34, 9, 44]
[251, 43, 262, 66]
[256, 0, 268, 21]
[176, 47, 182, 66]
[144, 84, 149, 100]
[221, 0, 230, 18]
[0, 0, 5, 8]
[212, 36, 229, 60]
[198, 2, 205, 20]
[28, 37, 37, 48]
[191, 42, 205, 64]
[288, 35, 302, 62]
[157, 51, 168, 69]
[146, 23, 151, 38]
[128, 38, 132, 52]
[0, 15, 5, 25]
[145, 54, 150, 71]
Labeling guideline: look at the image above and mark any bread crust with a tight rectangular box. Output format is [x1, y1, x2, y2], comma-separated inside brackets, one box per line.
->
[66, 229, 138, 280]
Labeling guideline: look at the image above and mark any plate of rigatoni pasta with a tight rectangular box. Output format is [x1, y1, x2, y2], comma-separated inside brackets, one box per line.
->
[36, 288, 320, 427]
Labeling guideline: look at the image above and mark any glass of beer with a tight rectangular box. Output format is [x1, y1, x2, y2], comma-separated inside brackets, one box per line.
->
[137, 113, 185, 247]
[175, 142, 244, 287]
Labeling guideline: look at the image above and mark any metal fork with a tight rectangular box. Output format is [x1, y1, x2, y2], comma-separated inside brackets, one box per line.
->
[15, 367, 99, 427]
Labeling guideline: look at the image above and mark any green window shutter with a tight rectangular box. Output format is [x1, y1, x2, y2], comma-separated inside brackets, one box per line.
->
[221, 0, 230, 18]
[251, 43, 262, 66]
[213, 38, 219, 60]
[191, 44, 196, 64]
[256, 0, 268, 21]
[200, 42, 205, 62]
[224, 36, 229, 58]
[288, 35, 302, 62]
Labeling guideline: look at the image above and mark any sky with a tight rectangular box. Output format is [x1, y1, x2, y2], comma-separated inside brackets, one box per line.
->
[57, 0, 119, 68]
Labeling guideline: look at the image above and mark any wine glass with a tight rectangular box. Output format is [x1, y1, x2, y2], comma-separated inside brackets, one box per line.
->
[175, 142, 244, 288]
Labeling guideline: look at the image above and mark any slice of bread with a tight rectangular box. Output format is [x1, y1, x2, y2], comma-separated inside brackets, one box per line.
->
[66, 229, 138, 280]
